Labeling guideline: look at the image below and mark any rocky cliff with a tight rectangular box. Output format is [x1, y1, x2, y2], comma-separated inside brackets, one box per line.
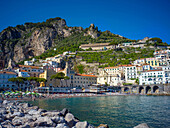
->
[0, 17, 100, 67]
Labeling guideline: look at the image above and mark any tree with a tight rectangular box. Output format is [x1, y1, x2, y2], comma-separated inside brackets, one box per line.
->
[26, 77, 46, 88]
[109, 41, 119, 46]
[135, 78, 139, 85]
[51, 72, 65, 87]
[8, 77, 26, 91]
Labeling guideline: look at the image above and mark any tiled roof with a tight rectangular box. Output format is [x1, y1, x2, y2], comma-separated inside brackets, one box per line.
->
[21, 70, 27, 72]
[142, 69, 162, 72]
[19, 65, 41, 69]
[125, 65, 135, 67]
[104, 66, 119, 69]
[0, 71, 17, 75]
[76, 74, 97, 77]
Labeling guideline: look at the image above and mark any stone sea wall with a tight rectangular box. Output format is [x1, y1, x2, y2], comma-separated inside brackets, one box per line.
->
[0, 100, 150, 128]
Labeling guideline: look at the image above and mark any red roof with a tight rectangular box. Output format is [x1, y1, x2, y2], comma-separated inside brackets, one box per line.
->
[143, 69, 162, 72]
[104, 66, 119, 69]
[19, 65, 41, 69]
[0, 71, 17, 75]
[76, 74, 97, 77]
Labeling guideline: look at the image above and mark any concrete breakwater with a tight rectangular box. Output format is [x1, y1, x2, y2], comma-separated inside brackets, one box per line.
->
[0, 100, 150, 128]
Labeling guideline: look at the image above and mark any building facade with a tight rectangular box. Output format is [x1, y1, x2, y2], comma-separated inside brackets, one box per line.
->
[70, 74, 97, 88]
[139, 69, 166, 85]
[18, 65, 44, 77]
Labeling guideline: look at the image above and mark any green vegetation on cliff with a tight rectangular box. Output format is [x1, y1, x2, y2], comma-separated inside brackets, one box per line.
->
[77, 47, 154, 68]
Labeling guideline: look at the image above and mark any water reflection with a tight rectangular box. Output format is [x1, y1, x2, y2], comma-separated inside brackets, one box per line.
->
[28, 96, 170, 128]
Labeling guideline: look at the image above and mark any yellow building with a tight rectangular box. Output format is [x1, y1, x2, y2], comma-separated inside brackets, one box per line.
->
[39, 69, 61, 87]
[39, 70, 47, 87]
[146, 58, 159, 67]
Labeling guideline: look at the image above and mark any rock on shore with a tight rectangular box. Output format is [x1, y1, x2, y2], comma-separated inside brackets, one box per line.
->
[0, 100, 150, 128]
[0, 100, 94, 128]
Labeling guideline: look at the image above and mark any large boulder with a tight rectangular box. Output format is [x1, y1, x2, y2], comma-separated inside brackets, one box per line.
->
[60, 108, 69, 117]
[3, 100, 9, 105]
[65, 113, 79, 127]
[32, 116, 56, 127]
[56, 123, 69, 128]
[21, 103, 32, 108]
[76, 121, 94, 128]
[28, 109, 41, 115]
[134, 123, 150, 128]
[41, 111, 61, 117]
[12, 117, 23, 126]
[51, 116, 65, 124]
[12, 112, 24, 117]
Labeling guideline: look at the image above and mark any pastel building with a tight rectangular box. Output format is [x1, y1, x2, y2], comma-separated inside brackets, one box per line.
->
[145, 58, 159, 67]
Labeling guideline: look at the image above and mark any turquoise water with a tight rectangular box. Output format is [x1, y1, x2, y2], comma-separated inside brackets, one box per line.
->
[27, 96, 170, 128]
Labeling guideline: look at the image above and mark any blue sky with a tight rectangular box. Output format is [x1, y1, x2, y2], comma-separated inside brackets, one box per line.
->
[0, 0, 170, 43]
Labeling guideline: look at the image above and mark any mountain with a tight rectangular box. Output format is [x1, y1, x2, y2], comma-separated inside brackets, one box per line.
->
[0, 17, 134, 67]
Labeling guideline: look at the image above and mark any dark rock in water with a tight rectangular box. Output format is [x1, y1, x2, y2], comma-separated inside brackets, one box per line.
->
[98, 124, 109, 128]
[134, 123, 150, 128]
[60, 108, 69, 117]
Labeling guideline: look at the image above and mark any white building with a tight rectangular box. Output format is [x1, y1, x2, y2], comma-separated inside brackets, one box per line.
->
[133, 58, 146, 66]
[154, 50, 170, 60]
[124, 65, 137, 82]
[24, 61, 33, 66]
[122, 42, 133, 46]
[15, 69, 30, 77]
[139, 69, 167, 85]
